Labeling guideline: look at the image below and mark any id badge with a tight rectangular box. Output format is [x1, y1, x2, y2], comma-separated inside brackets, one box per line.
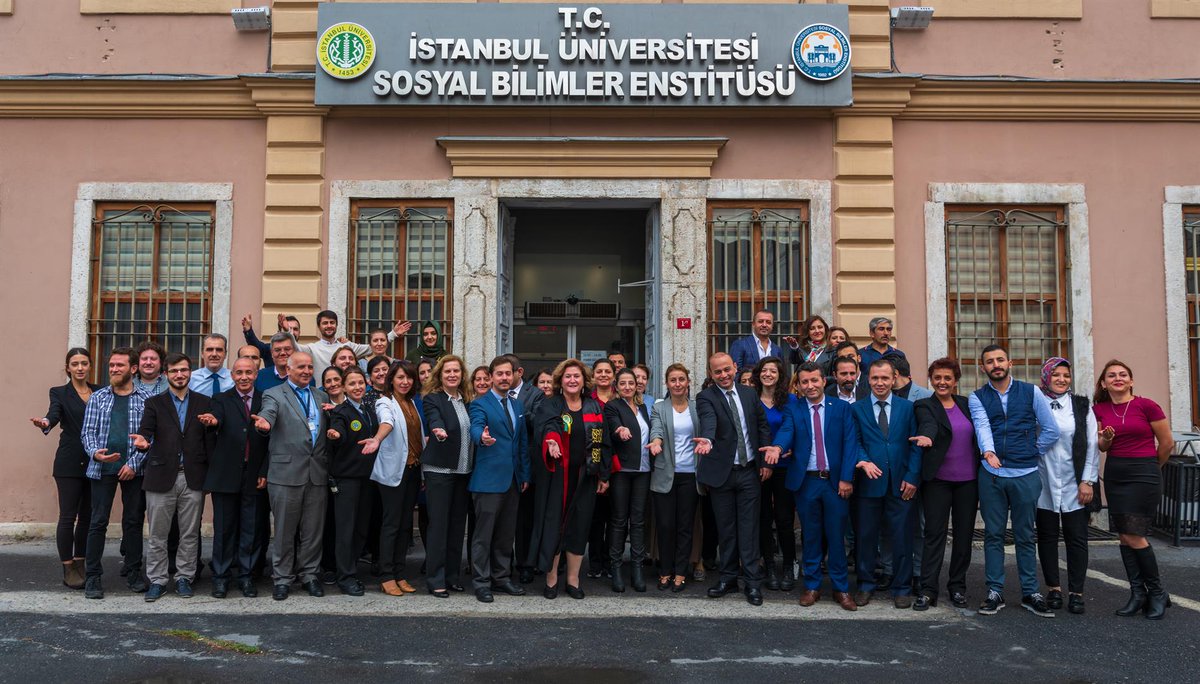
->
[308, 420, 317, 433]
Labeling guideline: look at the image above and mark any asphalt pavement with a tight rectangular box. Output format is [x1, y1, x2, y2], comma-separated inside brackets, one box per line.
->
[0, 537, 1197, 683]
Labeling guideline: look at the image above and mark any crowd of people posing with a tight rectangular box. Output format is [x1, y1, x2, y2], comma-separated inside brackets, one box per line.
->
[32, 309, 1175, 620]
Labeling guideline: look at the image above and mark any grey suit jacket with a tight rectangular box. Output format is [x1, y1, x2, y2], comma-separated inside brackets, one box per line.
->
[647, 399, 705, 496]
[259, 383, 329, 487]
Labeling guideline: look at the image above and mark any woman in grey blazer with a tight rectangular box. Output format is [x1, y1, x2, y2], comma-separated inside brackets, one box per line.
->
[647, 363, 703, 593]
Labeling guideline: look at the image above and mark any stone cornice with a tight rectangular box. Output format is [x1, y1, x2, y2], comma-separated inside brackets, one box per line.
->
[435, 136, 728, 178]
[0, 73, 1198, 122]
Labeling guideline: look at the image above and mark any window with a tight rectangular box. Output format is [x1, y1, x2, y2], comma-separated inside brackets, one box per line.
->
[708, 203, 810, 357]
[945, 206, 1070, 386]
[349, 200, 453, 358]
[1184, 207, 1200, 426]
[89, 203, 214, 375]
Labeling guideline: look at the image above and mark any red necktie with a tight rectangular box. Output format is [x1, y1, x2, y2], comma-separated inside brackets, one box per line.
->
[813, 403, 826, 471]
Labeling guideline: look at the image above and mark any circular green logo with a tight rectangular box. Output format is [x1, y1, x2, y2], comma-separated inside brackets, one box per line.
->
[317, 22, 376, 80]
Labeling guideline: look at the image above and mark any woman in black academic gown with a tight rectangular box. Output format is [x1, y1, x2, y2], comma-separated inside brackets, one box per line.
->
[529, 359, 611, 600]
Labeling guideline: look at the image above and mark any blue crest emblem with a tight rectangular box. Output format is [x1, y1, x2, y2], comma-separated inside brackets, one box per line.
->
[792, 24, 851, 82]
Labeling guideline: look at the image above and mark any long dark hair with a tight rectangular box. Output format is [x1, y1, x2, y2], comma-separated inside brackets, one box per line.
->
[752, 356, 788, 408]
[385, 360, 419, 401]
[801, 315, 830, 347]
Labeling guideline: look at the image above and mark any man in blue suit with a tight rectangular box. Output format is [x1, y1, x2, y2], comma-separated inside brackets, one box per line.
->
[468, 355, 531, 603]
[772, 362, 861, 612]
[728, 309, 784, 374]
[850, 359, 924, 608]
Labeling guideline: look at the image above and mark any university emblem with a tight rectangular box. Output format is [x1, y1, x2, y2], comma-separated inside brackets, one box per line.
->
[318, 22, 376, 80]
[792, 23, 851, 82]
[350, 419, 363, 432]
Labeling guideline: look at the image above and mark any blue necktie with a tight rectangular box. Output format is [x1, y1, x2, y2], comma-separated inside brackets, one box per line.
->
[210, 372, 220, 397]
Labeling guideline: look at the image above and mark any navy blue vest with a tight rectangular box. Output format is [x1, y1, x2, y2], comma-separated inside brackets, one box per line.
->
[974, 380, 1039, 469]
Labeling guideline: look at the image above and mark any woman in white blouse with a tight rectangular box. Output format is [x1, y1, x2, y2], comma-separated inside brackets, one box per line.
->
[647, 363, 703, 593]
[1035, 357, 1100, 615]
[362, 359, 426, 597]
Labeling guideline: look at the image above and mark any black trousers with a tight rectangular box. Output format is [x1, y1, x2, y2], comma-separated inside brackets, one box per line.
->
[920, 478, 977, 598]
[588, 492, 611, 567]
[759, 468, 797, 568]
[85, 475, 144, 580]
[54, 476, 91, 562]
[252, 490, 271, 576]
[701, 494, 718, 563]
[377, 469, 422, 580]
[210, 489, 265, 581]
[321, 486, 337, 573]
[424, 471, 471, 590]
[472, 485, 519, 589]
[333, 478, 374, 582]
[1036, 507, 1090, 594]
[515, 480, 536, 571]
[652, 474, 699, 577]
[709, 466, 764, 587]
[609, 471, 651, 567]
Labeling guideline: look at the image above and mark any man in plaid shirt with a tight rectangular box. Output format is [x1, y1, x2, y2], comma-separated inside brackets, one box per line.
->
[81, 346, 153, 599]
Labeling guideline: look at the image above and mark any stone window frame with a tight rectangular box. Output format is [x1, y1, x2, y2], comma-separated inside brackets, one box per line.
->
[68, 182, 233, 349]
[924, 182, 1094, 393]
[1163, 186, 1200, 429]
[328, 178, 832, 376]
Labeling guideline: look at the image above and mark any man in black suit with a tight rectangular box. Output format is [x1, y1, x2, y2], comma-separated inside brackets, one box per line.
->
[197, 357, 269, 598]
[505, 354, 543, 584]
[130, 353, 211, 602]
[695, 352, 779, 606]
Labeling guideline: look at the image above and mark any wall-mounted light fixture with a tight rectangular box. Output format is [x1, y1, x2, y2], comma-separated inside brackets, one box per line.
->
[890, 6, 935, 30]
[231, 6, 271, 32]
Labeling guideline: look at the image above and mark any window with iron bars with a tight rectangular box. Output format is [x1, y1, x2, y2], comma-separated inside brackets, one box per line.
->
[1183, 207, 1200, 427]
[348, 200, 452, 359]
[945, 206, 1071, 388]
[89, 203, 214, 381]
[708, 203, 810, 358]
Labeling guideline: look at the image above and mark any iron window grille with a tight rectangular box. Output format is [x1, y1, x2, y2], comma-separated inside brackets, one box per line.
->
[945, 206, 1071, 388]
[708, 204, 810, 359]
[1183, 207, 1200, 427]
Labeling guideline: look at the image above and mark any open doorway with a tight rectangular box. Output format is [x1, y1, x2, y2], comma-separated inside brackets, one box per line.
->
[499, 204, 659, 378]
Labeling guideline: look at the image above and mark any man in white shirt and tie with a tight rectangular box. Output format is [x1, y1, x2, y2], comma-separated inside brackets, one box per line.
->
[190, 334, 233, 397]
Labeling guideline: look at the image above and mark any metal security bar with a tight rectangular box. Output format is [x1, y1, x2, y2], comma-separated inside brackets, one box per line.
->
[349, 202, 452, 358]
[89, 203, 214, 380]
[945, 207, 1070, 388]
[1184, 208, 1200, 426]
[708, 204, 810, 358]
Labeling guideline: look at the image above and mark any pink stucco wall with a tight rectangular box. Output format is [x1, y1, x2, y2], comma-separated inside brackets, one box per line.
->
[0, 3, 266, 76]
[324, 116, 836, 180]
[894, 120, 1200, 407]
[891, 0, 1200, 80]
[1, 118, 265, 522]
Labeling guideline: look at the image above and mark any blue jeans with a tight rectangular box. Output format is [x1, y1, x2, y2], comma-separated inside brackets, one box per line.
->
[977, 470, 1042, 596]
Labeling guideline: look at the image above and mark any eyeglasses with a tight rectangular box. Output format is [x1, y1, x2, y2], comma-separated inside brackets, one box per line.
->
[166, 368, 191, 375]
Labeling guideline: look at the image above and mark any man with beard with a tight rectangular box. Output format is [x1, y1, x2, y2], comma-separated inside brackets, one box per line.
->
[826, 354, 868, 403]
[968, 345, 1059, 618]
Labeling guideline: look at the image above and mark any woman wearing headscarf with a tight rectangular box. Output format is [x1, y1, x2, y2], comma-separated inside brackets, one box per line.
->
[1035, 357, 1100, 615]
[405, 320, 448, 364]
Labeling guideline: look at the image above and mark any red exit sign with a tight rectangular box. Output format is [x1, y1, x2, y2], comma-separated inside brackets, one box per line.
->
[676, 317, 692, 330]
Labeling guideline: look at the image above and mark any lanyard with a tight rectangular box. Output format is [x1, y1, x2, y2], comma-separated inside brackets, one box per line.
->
[291, 386, 313, 420]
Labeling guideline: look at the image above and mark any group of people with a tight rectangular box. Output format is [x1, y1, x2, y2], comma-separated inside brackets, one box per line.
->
[32, 309, 1175, 620]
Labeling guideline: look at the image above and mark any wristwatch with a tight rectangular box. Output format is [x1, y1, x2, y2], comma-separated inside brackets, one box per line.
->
[1081, 480, 1095, 487]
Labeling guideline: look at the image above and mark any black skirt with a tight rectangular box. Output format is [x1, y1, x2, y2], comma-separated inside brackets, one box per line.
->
[1103, 457, 1161, 536]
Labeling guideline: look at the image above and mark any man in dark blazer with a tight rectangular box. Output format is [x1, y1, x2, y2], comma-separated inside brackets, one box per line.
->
[695, 352, 778, 606]
[826, 353, 870, 403]
[252, 351, 330, 601]
[728, 310, 784, 374]
[468, 356, 531, 603]
[130, 352, 211, 602]
[850, 359, 923, 609]
[197, 356, 268, 598]
[772, 362, 862, 611]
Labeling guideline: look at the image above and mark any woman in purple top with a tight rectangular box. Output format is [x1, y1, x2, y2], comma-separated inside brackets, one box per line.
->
[1093, 359, 1174, 620]
[752, 357, 796, 592]
[912, 357, 979, 611]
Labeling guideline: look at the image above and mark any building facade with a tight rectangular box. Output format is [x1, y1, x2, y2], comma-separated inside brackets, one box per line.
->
[3, 0, 1200, 524]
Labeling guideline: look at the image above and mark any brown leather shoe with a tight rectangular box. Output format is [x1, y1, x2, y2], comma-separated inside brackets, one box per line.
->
[853, 591, 872, 607]
[398, 579, 417, 593]
[833, 591, 858, 612]
[380, 580, 404, 597]
[798, 589, 820, 607]
[893, 594, 914, 609]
